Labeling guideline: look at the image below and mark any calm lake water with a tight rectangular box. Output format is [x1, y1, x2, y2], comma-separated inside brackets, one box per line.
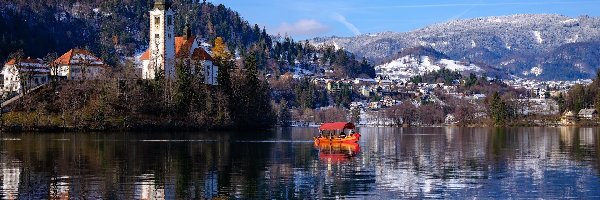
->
[1, 127, 600, 199]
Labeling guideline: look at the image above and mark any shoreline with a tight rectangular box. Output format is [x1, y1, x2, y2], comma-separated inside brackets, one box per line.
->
[0, 123, 274, 133]
[2, 124, 599, 133]
[4, 117, 600, 133]
[280, 122, 600, 129]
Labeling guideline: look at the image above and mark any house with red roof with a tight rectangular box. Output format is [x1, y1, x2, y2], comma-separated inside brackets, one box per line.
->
[2, 57, 49, 93]
[140, 0, 218, 85]
[53, 49, 108, 80]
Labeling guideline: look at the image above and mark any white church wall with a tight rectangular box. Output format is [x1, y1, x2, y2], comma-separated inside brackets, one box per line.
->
[148, 6, 175, 80]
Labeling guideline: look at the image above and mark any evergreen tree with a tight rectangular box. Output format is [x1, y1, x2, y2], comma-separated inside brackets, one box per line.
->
[277, 100, 291, 126]
[333, 85, 352, 108]
[245, 52, 260, 92]
[230, 51, 275, 129]
[557, 93, 566, 112]
[595, 92, 600, 113]
[360, 57, 376, 78]
[294, 78, 316, 109]
[568, 84, 586, 112]
[488, 92, 508, 126]
[174, 61, 192, 113]
[465, 73, 478, 87]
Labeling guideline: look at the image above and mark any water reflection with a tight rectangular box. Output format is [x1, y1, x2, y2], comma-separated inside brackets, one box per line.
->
[0, 127, 599, 199]
[50, 176, 70, 200]
[315, 143, 360, 163]
[1, 161, 20, 199]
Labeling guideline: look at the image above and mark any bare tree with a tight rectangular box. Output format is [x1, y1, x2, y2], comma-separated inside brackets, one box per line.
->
[419, 103, 444, 125]
[384, 105, 403, 126]
[454, 100, 476, 126]
[44, 52, 59, 86]
[78, 49, 92, 82]
[149, 35, 172, 109]
[398, 101, 418, 126]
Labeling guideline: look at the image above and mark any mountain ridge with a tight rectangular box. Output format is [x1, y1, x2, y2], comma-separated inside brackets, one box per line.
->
[311, 14, 600, 80]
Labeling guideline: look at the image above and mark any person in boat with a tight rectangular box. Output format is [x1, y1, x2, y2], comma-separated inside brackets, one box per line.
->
[339, 130, 347, 138]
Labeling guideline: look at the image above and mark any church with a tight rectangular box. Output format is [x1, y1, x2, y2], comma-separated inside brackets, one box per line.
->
[139, 0, 218, 85]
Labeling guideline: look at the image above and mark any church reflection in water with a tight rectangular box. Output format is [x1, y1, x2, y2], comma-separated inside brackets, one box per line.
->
[1, 127, 600, 199]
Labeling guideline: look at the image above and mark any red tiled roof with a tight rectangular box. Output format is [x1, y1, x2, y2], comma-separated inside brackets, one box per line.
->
[175, 36, 196, 58]
[192, 48, 213, 61]
[141, 36, 215, 61]
[5, 57, 44, 66]
[55, 49, 74, 65]
[5, 59, 16, 65]
[140, 49, 150, 60]
[140, 36, 196, 61]
[54, 49, 104, 66]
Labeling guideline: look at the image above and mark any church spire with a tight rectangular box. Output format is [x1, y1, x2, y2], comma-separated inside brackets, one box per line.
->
[154, 0, 171, 10]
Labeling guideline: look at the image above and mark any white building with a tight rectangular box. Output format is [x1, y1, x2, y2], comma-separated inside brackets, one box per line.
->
[139, 0, 218, 85]
[578, 109, 598, 120]
[2, 57, 49, 93]
[53, 49, 107, 80]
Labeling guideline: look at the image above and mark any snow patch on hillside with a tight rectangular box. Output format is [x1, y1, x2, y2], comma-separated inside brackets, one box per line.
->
[530, 66, 543, 76]
[375, 56, 482, 81]
[501, 59, 516, 66]
[533, 31, 543, 44]
[567, 34, 579, 43]
[561, 18, 579, 24]
[439, 59, 482, 71]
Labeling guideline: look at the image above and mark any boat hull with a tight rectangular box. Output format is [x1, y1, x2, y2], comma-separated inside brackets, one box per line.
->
[313, 133, 361, 144]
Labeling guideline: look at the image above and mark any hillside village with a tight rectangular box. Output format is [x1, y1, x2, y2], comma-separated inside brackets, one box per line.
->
[281, 59, 595, 126]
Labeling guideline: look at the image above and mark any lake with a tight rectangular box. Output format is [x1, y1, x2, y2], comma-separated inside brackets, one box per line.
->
[1, 127, 600, 199]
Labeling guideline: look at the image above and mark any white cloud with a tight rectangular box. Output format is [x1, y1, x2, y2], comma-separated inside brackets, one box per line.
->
[332, 12, 361, 36]
[272, 19, 329, 37]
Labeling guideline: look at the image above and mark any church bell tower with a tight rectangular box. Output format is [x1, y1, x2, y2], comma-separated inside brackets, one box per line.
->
[149, 0, 175, 79]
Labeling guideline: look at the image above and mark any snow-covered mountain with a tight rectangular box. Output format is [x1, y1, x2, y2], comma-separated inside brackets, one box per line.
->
[311, 14, 600, 80]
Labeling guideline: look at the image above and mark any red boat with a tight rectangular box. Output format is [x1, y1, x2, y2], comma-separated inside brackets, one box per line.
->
[314, 122, 361, 144]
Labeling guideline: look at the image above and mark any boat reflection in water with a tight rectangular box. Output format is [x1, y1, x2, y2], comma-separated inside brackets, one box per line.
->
[315, 142, 361, 163]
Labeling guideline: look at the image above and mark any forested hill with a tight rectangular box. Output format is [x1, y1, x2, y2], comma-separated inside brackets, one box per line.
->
[0, 0, 267, 64]
[0, 0, 375, 78]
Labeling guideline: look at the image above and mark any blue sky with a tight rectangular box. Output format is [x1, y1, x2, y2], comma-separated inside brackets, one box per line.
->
[209, 0, 600, 40]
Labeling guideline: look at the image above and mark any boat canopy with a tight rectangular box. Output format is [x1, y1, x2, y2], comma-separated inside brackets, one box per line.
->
[319, 122, 355, 131]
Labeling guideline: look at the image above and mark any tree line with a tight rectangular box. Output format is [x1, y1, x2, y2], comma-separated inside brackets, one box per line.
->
[558, 71, 600, 114]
